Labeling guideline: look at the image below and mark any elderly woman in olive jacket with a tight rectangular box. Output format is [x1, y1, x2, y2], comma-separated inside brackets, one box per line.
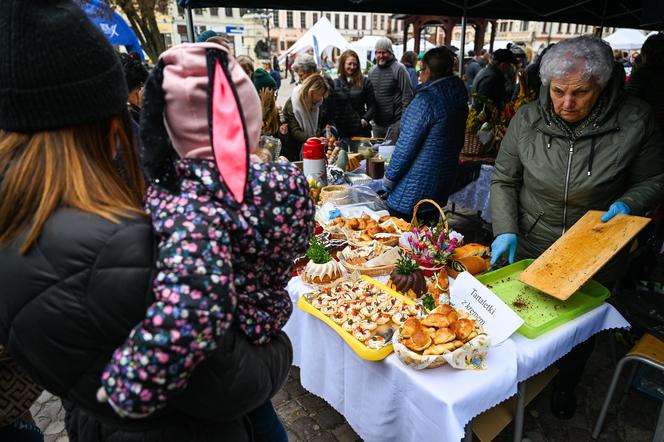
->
[490, 36, 664, 420]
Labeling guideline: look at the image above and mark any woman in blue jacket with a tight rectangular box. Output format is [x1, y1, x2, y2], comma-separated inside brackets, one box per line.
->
[383, 47, 468, 222]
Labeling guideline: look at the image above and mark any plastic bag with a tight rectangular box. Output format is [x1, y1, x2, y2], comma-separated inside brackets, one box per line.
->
[259, 135, 282, 160]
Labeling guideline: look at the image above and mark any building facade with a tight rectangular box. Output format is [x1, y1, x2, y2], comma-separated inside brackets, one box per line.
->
[160, 3, 395, 58]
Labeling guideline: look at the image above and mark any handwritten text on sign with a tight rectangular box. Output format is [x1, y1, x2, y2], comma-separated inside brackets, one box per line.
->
[451, 272, 524, 346]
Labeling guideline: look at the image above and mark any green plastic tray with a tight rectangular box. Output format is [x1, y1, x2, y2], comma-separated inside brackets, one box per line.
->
[476, 259, 610, 339]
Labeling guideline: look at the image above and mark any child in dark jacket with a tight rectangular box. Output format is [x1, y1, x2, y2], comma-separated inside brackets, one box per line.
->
[99, 43, 315, 434]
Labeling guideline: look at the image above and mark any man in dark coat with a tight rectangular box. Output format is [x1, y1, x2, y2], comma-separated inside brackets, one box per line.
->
[471, 48, 517, 111]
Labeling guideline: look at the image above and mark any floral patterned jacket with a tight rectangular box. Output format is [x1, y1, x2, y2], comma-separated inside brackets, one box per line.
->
[101, 159, 315, 415]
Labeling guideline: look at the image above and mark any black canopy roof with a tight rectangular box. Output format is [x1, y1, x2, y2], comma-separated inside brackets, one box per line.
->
[178, 0, 664, 30]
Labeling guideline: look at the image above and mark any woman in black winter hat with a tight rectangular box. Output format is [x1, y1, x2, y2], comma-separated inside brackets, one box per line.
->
[0, 1, 288, 441]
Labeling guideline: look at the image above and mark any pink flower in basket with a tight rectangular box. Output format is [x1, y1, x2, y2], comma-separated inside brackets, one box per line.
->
[407, 225, 463, 267]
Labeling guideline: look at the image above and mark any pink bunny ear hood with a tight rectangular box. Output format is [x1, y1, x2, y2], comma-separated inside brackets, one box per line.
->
[160, 42, 261, 159]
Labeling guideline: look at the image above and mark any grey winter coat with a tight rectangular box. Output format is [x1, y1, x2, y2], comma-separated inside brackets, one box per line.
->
[368, 58, 414, 127]
[491, 70, 664, 268]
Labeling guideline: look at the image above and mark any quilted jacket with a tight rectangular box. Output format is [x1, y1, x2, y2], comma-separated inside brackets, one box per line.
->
[0, 207, 292, 441]
[383, 76, 468, 217]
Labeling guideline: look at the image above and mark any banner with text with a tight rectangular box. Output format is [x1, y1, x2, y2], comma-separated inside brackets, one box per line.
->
[450, 272, 524, 346]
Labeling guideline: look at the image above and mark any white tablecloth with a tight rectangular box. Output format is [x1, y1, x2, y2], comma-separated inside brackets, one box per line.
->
[448, 164, 494, 224]
[283, 277, 629, 442]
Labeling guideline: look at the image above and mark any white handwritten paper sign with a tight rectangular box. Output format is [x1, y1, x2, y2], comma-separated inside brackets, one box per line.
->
[450, 272, 524, 346]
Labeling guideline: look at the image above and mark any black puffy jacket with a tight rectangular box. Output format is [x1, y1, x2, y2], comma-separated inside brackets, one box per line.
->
[331, 75, 376, 138]
[0, 208, 292, 442]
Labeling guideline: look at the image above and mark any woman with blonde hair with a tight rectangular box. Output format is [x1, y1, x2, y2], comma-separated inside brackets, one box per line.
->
[281, 73, 331, 160]
[332, 49, 376, 139]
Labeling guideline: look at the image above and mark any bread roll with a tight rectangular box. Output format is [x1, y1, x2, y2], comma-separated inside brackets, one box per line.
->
[453, 243, 490, 260]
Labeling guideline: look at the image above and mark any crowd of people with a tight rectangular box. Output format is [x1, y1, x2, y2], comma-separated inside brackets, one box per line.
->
[1, 1, 664, 440]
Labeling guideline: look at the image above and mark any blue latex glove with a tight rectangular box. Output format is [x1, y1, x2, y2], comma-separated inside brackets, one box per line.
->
[601, 201, 631, 222]
[381, 185, 392, 194]
[490, 233, 518, 267]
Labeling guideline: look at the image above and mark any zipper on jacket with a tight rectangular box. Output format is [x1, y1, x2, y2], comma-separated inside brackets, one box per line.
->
[562, 141, 575, 234]
[525, 210, 545, 239]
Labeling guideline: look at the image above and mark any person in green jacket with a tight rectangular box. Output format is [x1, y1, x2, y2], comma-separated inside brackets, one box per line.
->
[490, 36, 664, 419]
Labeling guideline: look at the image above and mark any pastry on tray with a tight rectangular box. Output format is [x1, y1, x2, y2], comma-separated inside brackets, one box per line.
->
[393, 304, 484, 369]
[452, 243, 491, 260]
[388, 252, 427, 299]
[303, 278, 422, 350]
[301, 237, 342, 285]
[326, 215, 411, 245]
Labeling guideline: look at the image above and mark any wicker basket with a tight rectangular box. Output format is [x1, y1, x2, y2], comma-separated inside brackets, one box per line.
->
[462, 130, 484, 156]
[338, 259, 395, 277]
[399, 199, 450, 275]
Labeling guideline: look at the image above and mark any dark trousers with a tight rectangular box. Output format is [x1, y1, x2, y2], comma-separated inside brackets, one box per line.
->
[247, 401, 287, 442]
[553, 335, 596, 392]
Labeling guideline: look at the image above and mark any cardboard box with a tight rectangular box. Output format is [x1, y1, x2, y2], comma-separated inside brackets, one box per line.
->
[472, 366, 558, 442]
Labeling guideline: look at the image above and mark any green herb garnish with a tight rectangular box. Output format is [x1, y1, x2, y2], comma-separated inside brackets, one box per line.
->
[306, 236, 332, 264]
[422, 294, 436, 312]
[395, 250, 420, 275]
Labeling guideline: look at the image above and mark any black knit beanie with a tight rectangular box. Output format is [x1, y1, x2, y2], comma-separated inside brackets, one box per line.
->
[0, 0, 128, 132]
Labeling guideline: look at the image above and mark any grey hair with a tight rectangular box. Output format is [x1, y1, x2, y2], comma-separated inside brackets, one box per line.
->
[293, 54, 318, 74]
[540, 36, 613, 89]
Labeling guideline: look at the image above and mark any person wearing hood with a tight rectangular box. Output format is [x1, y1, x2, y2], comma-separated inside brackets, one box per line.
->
[382, 47, 468, 222]
[368, 37, 414, 143]
[0, 2, 306, 441]
[490, 36, 664, 420]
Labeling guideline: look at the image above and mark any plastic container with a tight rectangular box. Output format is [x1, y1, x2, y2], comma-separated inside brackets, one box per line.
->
[297, 275, 417, 361]
[303, 137, 327, 185]
[476, 259, 610, 338]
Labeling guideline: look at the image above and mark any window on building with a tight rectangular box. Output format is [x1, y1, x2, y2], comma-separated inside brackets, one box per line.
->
[373, 14, 377, 30]
[381, 15, 385, 30]
[225, 8, 233, 17]
[239, 8, 249, 17]
[177, 25, 188, 43]
[326, 13, 331, 22]
[274, 12, 279, 27]
[520, 21, 529, 31]
[566, 23, 571, 33]
[335, 14, 340, 29]
[280, 41, 285, 50]
[300, 12, 306, 28]
[164, 33, 172, 48]
[353, 15, 358, 30]
[362, 15, 367, 30]
[345, 14, 349, 29]
[209, 8, 218, 16]
[194, 8, 203, 15]
[287, 11, 293, 28]
[542, 22, 547, 33]
[557, 22, 563, 33]
[313, 13, 318, 24]
[509, 21, 513, 32]
[177, 5, 184, 16]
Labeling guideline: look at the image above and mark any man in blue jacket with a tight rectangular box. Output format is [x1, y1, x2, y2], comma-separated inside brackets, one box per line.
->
[383, 47, 468, 222]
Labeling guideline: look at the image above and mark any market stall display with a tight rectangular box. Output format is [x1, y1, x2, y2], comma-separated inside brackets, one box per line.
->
[392, 304, 489, 370]
[301, 236, 343, 285]
[337, 244, 399, 276]
[297, 275, 422, 360]
[325, 214, 411, 246]
[292, 232, 347, 275]
[478, 260, 611, 338]
[387, 252, 427, 298]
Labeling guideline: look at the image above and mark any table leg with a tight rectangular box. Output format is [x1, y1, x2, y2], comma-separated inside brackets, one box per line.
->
[513, 381, 527, 442]
[464, 420, 473, 442]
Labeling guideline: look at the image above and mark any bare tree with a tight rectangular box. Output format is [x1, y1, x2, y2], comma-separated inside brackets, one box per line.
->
[80, 0, 170, 63]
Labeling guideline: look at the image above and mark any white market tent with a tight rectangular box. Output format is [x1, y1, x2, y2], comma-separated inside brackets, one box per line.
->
[393, 38, 435, 60]
[349, 35, 383, 66]
[604, 28, 647, 50]
[283, 16, 351, 65]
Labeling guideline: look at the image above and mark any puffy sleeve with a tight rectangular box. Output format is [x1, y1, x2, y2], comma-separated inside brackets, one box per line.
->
[101, 187, 237, 416]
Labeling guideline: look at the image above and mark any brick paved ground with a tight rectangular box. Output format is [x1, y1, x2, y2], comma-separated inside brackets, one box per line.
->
[29, 204, 660, 442]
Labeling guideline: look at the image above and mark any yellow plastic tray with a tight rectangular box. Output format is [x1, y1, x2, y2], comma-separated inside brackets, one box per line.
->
[297, 275, 417, 361]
